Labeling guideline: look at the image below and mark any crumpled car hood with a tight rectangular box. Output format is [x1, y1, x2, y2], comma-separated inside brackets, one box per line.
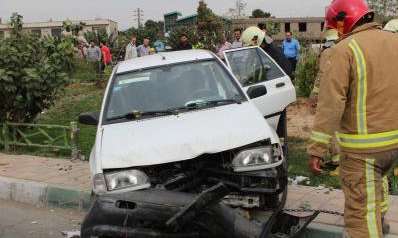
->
[99, 103, 277, 169]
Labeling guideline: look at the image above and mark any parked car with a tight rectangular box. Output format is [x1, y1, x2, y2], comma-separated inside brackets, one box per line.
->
[79, 50, 313, 238]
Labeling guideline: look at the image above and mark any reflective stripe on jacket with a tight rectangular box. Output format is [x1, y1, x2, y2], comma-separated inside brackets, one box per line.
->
[308, 23, 398, 157]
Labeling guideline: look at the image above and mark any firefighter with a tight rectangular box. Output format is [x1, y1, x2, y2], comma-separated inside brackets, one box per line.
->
[308, 0, 398, 236]
[309, 28, 341, 177]
[241, 26, 292, 77]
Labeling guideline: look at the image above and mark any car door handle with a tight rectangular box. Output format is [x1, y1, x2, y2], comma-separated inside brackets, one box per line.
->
[276, 83, 285, 88]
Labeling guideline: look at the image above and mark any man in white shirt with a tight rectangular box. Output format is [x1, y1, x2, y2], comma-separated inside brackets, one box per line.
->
[124, 36, 138, 60]
[231, 28, 243, 48]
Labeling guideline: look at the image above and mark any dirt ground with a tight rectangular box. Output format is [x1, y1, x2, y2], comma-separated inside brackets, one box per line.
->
[287, 98, 314, 139]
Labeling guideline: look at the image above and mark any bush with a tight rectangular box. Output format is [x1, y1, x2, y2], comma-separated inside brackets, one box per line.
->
[296, 49, 319, 97]
[0, 13, 75, 123]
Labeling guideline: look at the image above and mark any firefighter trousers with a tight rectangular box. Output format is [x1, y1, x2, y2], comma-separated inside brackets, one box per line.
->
[340, 149, 397, 238]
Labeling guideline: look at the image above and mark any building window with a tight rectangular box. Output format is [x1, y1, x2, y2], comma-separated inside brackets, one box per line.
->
[321, 22, 325, 31]
[31, 29, 42, 37]
[284, 22, 291, 32]
[92, 27, 106, 34]
[0, 31, 4, 39]
[51, 28, 62, 37]
[299, 22, 307, 32]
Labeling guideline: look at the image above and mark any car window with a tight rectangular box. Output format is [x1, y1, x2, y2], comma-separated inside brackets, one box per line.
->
[256, 48, 286, 80]
[224, 48, 263, 87]
[105, 60, 245, 121]
[225, 48, 285, 87]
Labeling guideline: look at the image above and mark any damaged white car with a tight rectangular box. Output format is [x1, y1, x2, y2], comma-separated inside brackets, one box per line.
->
[79, 50, 316, 238]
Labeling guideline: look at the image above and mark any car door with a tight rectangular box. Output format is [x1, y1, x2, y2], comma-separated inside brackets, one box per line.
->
[223, 46, 296, 130]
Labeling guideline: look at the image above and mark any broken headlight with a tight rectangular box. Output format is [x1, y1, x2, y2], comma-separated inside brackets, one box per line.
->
[104, 170, 151, 191]
[232, 145, 282, 172]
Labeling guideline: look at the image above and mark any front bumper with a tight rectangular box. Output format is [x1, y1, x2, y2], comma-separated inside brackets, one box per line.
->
[81, 183, 318, 238]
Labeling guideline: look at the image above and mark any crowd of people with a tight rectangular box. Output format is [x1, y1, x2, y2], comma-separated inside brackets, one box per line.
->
[121, 24, 301, 80]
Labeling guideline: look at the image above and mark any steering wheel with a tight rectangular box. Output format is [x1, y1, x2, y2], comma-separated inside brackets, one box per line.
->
[189, 89, 217, 100]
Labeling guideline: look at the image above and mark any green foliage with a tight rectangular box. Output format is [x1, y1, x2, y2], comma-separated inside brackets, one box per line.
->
[296, 49, 319, 97]
[36, 84, 104, 158]
[0, 13, 75, 123]
[265, 22, 281, 37]
[251, 9, 271, 18]
[288, 137, 341, 189]
[168, 25, 200, 49]
[197, 0, 225, 52]
[123, 20, 165, 46]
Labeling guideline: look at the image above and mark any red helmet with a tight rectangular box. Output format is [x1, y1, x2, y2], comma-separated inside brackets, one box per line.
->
[326, 0, 373, 34]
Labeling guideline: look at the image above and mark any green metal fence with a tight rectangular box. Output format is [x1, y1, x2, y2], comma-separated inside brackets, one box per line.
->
[0, 122, 78, 158]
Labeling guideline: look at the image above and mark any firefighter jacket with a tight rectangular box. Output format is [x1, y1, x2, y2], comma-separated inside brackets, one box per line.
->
[308, 22, 398, 158]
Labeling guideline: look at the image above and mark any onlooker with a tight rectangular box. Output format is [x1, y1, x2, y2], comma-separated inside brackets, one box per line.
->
[86, 40, 101, 62]
[154, 39, 166, 53]
[217, 36, 232, 59]
[281, 31, 300, 73]
[137, 37, 151, 57]
[258, 23, 267, 34]
[124, 36, 138, 60]
[231, 28, 243, 48]
[176, 33, 193, 50]
[100, 39, 112, 75]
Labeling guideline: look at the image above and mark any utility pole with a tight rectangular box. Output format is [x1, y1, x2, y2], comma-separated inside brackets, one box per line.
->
[133, 7, 144, 28]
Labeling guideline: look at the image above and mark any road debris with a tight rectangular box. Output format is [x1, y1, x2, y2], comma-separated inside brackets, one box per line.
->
[62, 230, 81, 238]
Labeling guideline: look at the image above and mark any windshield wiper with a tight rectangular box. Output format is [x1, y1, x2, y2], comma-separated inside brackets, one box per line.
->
[108, 109, 180, 121]
[185, 98, 242, 109]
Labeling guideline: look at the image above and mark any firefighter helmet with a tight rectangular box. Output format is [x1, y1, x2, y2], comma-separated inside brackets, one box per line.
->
[241, 26, 266, 46]
[384, 19, 398, 33]
[324, 28, 339, 42]
[326, 0, 373, 34]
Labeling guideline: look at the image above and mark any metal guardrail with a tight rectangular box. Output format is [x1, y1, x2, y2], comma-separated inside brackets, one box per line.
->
[0, 122, 78, 158]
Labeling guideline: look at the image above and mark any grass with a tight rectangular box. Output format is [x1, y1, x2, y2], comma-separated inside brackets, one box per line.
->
[287, 137, 341, 189]
[69, 59, 113, 83]
[35, 83, 105, 159]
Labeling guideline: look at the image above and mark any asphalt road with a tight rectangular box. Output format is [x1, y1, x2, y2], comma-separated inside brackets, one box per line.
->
[0, 199, 85, 238]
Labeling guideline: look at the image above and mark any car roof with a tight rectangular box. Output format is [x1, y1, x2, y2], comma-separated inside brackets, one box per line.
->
[116, 50, 216, 74]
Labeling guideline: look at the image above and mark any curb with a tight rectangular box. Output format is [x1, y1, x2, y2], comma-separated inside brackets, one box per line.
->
[0, 176, 91, 211]
[1, 176, 397, 237]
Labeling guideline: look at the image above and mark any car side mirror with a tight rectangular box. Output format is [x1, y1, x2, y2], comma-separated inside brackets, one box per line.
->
[78, 113, 99, 126]
[247, 85, 267, 99]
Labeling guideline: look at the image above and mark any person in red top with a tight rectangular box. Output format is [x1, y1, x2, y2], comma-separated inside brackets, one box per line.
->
[100, 39, 112, 75]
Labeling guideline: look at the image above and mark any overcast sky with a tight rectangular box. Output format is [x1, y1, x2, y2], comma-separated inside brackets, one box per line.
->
[1, 0, 330, 30]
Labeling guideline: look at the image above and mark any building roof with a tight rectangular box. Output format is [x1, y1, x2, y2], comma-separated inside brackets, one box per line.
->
[164, 11, 182, 17]
[0, 18, 117, 30]
[117, 50, 215, 74]
[176, 14, 198, 22]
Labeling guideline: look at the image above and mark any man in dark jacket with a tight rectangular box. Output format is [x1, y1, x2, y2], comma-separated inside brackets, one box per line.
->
[240, 26, 292, 77]
[176, 33, 193, 50]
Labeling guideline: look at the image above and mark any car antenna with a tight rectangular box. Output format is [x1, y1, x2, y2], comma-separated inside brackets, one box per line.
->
[158, 53, 166, 60]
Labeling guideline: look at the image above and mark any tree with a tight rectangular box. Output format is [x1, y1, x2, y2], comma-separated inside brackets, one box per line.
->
[251, 9, 272, 18]
[197, 0, 225, 52]
[227, 0, 247, 19]
[168, 25, 200, 49]
[366, 0, 398, 22]
[0, 13, 74, 123]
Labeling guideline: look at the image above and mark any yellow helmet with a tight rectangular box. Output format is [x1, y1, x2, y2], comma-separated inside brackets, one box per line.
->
[384, 19, 398, 33]
[241, 26, 266, 46]
[324, 28, 339, 42]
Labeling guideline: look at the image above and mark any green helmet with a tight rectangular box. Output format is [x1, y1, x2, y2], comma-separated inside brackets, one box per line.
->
[241, 26, 266, 46]
[384, 19, 398, 33]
